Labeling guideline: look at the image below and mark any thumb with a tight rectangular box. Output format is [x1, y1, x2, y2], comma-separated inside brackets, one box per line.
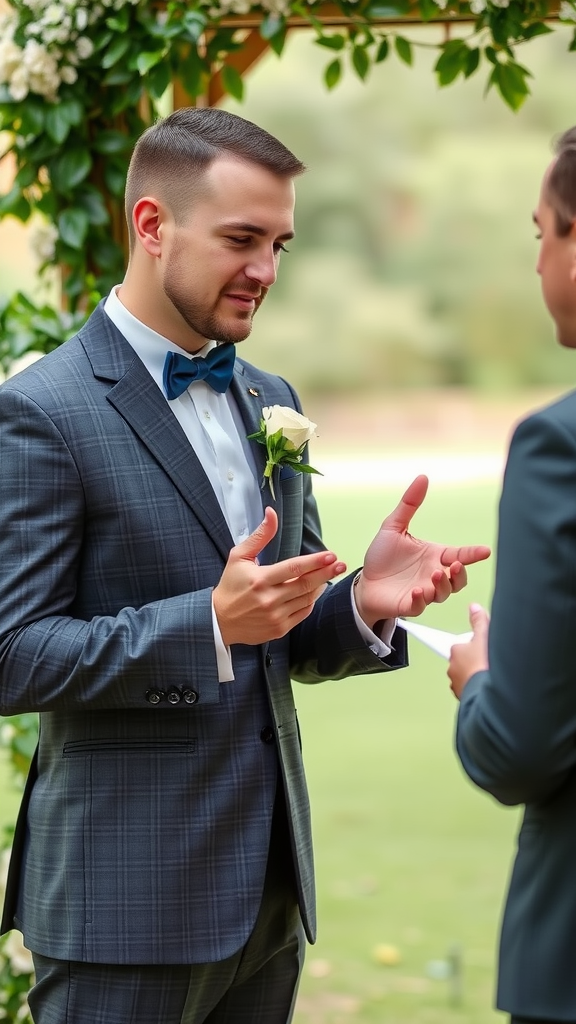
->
[469, 602, 489, 636]
[234, 506, 278, 562]
[381, 474, 429, 533]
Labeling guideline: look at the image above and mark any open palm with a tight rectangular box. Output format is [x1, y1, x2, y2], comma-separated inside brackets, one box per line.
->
[354, 476, 491, 625]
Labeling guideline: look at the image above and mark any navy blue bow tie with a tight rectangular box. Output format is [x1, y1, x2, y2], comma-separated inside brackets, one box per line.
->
[163, 344, 236, 400]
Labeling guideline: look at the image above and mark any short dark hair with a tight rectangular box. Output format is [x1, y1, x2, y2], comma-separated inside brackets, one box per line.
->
[546, 126, 576, 237]
[125, 107, 306, 247]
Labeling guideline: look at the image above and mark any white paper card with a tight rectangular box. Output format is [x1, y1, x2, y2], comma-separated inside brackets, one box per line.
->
[398, 618, 473, 660]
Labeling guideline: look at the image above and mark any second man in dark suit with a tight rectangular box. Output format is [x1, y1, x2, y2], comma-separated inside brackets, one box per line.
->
[449, 126, 576, 1024]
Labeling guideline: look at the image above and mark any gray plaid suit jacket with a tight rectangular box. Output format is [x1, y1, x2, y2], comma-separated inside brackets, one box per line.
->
[0, 302, 407, 965]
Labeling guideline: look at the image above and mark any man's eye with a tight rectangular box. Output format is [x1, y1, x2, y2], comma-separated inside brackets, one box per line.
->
[275, 243, 290, 254]
[228, 236, 250, 245]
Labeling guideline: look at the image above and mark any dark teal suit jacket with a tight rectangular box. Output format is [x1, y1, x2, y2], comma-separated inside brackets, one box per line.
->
[0, 303, 407, 965]
[457, 391, 576, 1019]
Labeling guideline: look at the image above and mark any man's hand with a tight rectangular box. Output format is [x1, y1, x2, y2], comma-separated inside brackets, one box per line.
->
[353, 475, 491, 627]
[448, 603, 490, 700]
[213, 507, 347, 647]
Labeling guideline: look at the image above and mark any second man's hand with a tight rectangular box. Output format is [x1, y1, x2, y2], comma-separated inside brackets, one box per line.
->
[354, 475, 491, 628]
[213, 507, 347, 647]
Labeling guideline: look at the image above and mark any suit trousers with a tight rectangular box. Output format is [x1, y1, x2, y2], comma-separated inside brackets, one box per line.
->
[28, 791, 305, 1024]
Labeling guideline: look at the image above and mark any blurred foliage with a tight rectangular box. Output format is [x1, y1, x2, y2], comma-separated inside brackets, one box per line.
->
[0, 716, 37, 1024]
[3, 23, 576, 393]
[218, 24, 576, 396]
[1, 0, 572, 335]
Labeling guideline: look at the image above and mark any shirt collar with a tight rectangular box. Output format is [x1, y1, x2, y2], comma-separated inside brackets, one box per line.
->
[104, 286, 216, 393]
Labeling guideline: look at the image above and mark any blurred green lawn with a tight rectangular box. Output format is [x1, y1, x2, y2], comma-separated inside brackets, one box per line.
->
[0, 480, 517, 1023]
[293, 480, 519, 1024]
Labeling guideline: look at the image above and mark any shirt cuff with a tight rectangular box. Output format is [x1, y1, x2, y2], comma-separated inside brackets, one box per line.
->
[350, 577, 396, 658]
[211, 598, 235, 682]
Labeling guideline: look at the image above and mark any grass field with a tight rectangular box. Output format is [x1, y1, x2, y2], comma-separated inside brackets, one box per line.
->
[0, 479, 518, 1023]
[292, 481, 519, 1024]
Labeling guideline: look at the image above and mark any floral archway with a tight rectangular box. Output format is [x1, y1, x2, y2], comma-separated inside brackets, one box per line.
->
[0, 0, 572, 365]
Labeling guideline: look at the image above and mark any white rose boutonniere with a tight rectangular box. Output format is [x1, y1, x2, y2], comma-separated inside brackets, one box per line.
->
[247, 405, 322, 499]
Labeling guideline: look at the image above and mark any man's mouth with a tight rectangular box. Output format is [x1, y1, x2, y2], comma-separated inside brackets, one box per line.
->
[224, 292, 262, 311]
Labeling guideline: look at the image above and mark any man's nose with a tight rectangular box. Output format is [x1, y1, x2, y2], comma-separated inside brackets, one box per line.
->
[245, 250, 278, 288]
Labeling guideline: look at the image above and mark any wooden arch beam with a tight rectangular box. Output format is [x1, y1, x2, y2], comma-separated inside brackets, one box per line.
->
[173, 0, 561, 107]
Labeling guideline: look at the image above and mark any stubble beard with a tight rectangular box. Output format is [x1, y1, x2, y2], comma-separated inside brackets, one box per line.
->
[164, 270, 263, 346]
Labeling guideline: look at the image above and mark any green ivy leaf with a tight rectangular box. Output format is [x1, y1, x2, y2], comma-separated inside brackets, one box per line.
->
[267, 24, 288, 57]
[45, 104, 75, 145]
[260, 14, 284, 40]
[101, 35, 132, 69]
[90, 237, 124, 273]
[418, 0, 440, 20]
[0, 185, 30, 221]
[324, 58, 342, 89]
[488, 61, 530, 111]
[15, 163, 37, 189]
[92, 130, 131, 155]
[352, 45, 370, 80]
[522, 21, 553, 40]
[36, 191, 57, 219]
[91, 28, 114, 53]
[395, 35, 413, 65]
[435, 41, 469, 86]
[182, 10, 207, 42]
[18, 102, 46, 137]
[75, 188, 109, 227]
[103, 160, 128, 199]
[58, 207, 90, 250]
[146, 60, 172, 100]
[102, 67, 134, 86]
[316, 33, 346, 50]
[221, 64, 245, 101]
[136, 50, 166, 75]
[50, 149, 92, 193]
[110, 76, 144, 114]
[375, 37, 389, 62]
[178, 50, 206, 98]
[105, 6, 130, 33]
[25, 135, 60, 165]
[465, 47, 480, 78]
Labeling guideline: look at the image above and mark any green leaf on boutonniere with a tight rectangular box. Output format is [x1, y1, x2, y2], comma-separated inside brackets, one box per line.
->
[247, 405, 322, 500]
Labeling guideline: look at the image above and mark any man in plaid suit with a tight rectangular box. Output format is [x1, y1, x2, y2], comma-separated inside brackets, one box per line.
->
[0, 107, 489, 1024]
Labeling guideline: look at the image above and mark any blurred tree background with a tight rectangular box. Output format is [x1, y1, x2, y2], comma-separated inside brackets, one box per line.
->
[2, 16, 576, 398]
[202, 21, 576, 400]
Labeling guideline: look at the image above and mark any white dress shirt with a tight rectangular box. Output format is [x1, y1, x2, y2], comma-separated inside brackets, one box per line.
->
[104, 287, 393, 675]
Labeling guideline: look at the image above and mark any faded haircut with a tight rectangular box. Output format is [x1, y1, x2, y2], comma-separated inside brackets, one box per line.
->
[124, 107, 306, 249]
[547, 126, 576, 237]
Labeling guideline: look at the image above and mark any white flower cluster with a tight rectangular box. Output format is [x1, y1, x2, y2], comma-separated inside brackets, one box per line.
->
[430, 0, 511, 10]
[0, 0, 141, 103]
[560, 0, 576, 20]
[208, 0, 291, 16]
[206, 0, 354, 17]
[29, 219, 59, 263]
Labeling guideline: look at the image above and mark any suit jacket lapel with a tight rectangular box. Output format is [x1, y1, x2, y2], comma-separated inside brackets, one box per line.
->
[231, 361, 283, 566]
[79, 306, 234, 562]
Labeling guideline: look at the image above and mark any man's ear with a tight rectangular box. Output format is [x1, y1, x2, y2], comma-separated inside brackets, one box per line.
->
[132, 196, 166, 258]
